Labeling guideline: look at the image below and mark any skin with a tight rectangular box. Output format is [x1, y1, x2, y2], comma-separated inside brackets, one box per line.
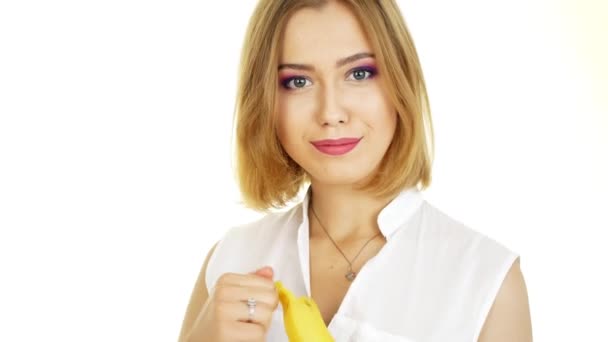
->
[178, 241, 279, 342]
[276, 1, 398, 326]
[477, 258, 534, 341]
[276, 1, 398, 244]
[276, 1, 533, 340]
[177, 242, 217, 342]
[179, 1, 533, 341]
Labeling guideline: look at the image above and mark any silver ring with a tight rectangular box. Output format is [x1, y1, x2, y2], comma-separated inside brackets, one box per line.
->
[246, 297, 256, 322]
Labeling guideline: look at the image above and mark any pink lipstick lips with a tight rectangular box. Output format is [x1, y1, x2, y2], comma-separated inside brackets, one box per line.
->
[310, 137, 362, 156]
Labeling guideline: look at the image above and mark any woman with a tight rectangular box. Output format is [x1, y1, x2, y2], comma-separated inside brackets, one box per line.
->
[179, 0, 533, 341]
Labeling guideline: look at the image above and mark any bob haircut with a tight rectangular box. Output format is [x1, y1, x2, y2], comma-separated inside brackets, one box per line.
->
[233, 0, 434, 211]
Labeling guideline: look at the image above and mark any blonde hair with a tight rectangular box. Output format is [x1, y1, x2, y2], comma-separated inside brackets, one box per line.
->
[233, 0, 434, 211]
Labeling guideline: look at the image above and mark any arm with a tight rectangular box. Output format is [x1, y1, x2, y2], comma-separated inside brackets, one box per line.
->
[478, 257, 533, 342]
[177, 241, 219, 342]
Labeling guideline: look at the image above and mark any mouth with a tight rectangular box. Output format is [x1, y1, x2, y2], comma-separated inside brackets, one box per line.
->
[310, 137, 363, 156]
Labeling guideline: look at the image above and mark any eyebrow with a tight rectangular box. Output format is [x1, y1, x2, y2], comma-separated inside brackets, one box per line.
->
[278, 52, 375, 71]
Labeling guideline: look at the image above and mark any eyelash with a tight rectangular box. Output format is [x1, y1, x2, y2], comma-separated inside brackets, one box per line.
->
[280, 66, 378, 90]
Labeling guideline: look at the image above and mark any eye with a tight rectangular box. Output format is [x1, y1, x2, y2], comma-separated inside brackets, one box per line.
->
[280, 67, 377, 91]
[346, 67, 377, 81]
[281, 76, 312, 90]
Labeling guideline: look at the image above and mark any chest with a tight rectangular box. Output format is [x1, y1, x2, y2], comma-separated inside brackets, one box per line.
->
[308, 237, 386, 326]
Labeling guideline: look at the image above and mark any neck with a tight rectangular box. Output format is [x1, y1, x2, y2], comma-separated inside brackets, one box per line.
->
[307, 182, 396, 243]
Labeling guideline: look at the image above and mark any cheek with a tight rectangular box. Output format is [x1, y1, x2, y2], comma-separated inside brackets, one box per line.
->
[352, 88, 396, 129]
[276, 98, 292, 140]
[277, 96, 312, 139]
[276, 111, 299, 156]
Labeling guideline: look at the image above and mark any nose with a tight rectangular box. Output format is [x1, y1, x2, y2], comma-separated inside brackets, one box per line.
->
[316, 84, 348, 127]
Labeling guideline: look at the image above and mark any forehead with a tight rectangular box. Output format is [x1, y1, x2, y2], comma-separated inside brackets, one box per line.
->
[279, 2, 373, 62]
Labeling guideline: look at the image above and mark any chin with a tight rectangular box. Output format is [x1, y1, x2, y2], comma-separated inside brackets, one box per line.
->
[309, 165, 376, 187]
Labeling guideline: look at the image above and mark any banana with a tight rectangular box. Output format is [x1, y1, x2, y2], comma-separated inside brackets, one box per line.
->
[274, 280, 335, 342]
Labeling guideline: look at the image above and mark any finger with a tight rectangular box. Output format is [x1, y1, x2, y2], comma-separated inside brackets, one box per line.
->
[218, 300, 275, 327]
[213, 283, 279, 310]
[227, 321, 266, 342]
[252, 266, 274, 279]
[216, 272, 276, 291]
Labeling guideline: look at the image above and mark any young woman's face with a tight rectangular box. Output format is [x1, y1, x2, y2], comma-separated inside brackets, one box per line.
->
[276, 1, 397, 186]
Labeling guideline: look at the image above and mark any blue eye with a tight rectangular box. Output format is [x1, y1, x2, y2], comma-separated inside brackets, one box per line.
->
[347, 67, 377, 81]
[281, 77, 312, 90]
[280, 67, 377, 91]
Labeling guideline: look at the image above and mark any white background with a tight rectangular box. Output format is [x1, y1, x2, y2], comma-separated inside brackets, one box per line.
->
[1, 0, 606, 341]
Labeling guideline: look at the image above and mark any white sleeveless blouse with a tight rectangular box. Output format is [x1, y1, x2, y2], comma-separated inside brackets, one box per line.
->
[205, 186, 519, 341]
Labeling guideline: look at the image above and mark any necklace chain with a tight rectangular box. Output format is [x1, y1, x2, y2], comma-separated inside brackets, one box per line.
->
[310, 203, 382, 281]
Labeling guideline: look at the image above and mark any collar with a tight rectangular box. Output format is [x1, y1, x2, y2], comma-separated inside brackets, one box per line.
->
[299, 184, 424, 240]
[294, 184, 424, 296]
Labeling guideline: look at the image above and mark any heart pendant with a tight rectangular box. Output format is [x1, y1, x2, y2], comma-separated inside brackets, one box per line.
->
[345, 271, 356, 281]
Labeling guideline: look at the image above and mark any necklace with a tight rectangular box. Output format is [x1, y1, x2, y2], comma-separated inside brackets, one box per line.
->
[310, 204, 382, 281]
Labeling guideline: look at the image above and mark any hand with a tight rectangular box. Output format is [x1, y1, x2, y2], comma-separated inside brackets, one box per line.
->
[185, 266, 279, 342]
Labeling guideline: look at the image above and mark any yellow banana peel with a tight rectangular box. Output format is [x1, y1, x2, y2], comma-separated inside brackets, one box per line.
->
[275, 281, 335, 342]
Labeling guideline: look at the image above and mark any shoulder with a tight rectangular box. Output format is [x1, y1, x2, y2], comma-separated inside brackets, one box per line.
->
[419, 201, 519, 286]
[417, 202, 527, 337]
[203, 203, 302, 290]
[420, 201, 516, 259]
[220, 203, 301, 246]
